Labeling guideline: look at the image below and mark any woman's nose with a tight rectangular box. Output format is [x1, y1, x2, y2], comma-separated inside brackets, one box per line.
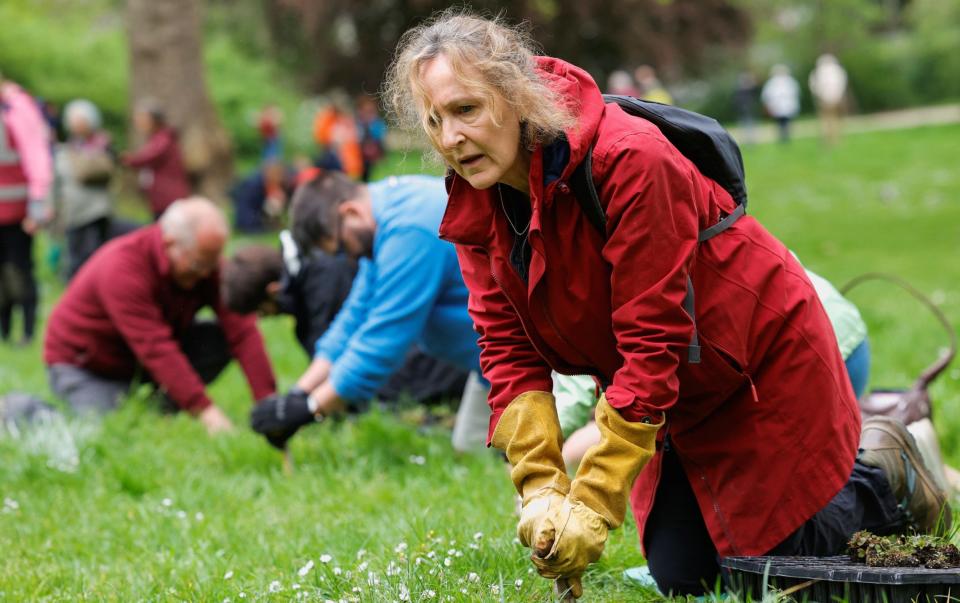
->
[440, 120, 464, 149]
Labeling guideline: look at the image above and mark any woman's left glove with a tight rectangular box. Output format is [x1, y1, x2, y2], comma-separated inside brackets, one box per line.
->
[532, 395, 662, 579]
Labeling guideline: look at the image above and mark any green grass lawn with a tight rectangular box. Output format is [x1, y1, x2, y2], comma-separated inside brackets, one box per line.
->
[1, 124, 959, 602]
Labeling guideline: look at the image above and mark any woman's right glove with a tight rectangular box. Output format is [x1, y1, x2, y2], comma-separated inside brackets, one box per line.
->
[532, 395, 662, 583]
[490, 391, 571, 547]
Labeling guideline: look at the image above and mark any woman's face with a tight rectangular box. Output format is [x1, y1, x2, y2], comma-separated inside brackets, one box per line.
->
[419, 54, 529, 193]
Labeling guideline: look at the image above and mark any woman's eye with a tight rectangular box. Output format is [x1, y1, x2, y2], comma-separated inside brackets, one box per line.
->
[458, 105, 474, 115]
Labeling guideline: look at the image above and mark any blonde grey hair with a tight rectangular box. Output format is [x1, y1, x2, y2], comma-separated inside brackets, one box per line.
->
[159, 197, 228, 249]
[383, 9, 576, 150]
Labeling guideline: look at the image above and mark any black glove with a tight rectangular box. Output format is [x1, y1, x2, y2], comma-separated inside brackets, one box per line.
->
[251, 388, 316, 449]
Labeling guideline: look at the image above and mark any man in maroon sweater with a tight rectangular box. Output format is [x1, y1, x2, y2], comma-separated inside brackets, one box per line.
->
[43, 197, 276, 433]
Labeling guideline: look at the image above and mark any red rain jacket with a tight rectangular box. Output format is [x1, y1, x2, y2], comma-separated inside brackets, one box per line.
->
[438, 57, 860, 557]
[123, 127, 191, 218]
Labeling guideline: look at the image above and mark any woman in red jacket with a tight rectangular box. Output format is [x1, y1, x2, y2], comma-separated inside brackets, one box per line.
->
[386, 11, 950, 599]
[122, 99, 191, 219]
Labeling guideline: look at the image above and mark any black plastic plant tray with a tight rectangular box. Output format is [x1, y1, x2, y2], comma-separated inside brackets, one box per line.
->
[722, 556, 960, 603]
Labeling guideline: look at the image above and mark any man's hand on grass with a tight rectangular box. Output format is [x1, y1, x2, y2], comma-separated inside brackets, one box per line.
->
[250, 389, 316, 449]
[198, 405, 235, 435]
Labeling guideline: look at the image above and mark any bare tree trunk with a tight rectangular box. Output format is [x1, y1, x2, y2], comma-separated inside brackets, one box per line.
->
[126, 0, 233, 204]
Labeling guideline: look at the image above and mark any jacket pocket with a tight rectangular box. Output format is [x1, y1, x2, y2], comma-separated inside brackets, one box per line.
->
[671, 334, 748, 433]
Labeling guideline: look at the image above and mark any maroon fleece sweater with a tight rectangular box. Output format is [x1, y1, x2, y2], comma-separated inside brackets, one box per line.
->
[44, 225, 276, 412]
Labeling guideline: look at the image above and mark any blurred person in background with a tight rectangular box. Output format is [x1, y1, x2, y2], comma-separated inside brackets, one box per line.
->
[0, 73, 53, 346]
[635, 64, 673, 104]
[222, 239, 469, 407]
[313, 99, 363, 180]
[605, 70, 639, 97]
[356, 94, 387, 182]
[247, 172, 489, 453]
[53, 99, 117, 278]
[43, 197, 276, 434]
[733, 70, 760, 145]
[809, 54, 848, 146]
[762, 64, 801, 143]
[122, 99, 191, 220]
[230, 158, 296, 233]
[257, 103, 284, 161]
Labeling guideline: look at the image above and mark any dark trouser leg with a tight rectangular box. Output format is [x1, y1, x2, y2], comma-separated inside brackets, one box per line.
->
[3, 226, 38, 340]
[47, 363, 129, 416]
[767, 460, 906, 556]
[0, 224, 17, 341]
[179, 320, 232, 384]
[644, 445, 723, 597]
[66, 217, 111, 279]
[376, 347, 469, 405]
[147, 320, 233, 412]
[645, 450, 906, 597]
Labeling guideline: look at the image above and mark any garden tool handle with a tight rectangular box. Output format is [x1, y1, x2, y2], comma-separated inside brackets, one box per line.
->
[554, 576, 580, 601]
[840, 272, 957, 389]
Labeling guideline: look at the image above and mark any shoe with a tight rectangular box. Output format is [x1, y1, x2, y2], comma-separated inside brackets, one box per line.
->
[859, 416, 952, 534]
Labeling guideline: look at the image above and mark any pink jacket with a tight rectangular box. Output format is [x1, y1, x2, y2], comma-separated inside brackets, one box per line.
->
[0, 82, 52, 224]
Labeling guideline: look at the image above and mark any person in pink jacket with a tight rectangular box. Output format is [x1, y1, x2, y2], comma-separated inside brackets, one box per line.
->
[0, 75, 53, 345]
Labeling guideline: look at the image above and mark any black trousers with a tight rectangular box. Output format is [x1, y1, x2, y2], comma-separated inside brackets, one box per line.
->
[645, 442, 905, 597]
[65, 217, 111, 279]
[0, 223, 38, 341]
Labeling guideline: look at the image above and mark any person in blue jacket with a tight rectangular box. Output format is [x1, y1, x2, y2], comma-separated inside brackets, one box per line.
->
[251, 171, 491, 451]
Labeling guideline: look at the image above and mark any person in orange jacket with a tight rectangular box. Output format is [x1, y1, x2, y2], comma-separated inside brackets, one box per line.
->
[312, 103, 363, 180]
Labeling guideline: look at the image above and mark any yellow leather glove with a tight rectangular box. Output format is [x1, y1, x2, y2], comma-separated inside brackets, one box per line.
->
[490, 390, 571, 499]
[490, 391, 571, 545]
[532, 395, 662, 579]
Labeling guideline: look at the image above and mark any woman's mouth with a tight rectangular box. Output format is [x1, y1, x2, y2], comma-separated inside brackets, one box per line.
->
[459, 154, 484, 168]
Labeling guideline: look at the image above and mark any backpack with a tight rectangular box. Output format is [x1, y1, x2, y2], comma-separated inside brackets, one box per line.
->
[568, 95, 749, 364]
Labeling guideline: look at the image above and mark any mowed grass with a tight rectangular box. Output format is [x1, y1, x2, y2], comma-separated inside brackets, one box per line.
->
[0, 124, 959, 602]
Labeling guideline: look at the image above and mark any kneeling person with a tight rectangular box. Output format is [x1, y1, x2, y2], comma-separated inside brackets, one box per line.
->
[222, 238, 469, 405]
[250, 173, 488, 450]
[43, 197, 277, 433]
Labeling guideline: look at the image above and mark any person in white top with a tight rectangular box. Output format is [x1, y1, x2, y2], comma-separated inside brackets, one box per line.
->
[809, 54, 848, 145]
[761, 64, 800, 143]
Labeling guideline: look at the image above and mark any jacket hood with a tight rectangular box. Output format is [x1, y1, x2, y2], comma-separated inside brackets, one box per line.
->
[531, 56, 605, 181]
[439, 56, 606, 245]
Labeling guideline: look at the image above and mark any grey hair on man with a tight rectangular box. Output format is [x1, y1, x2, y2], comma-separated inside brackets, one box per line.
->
[159, 196, 228, 250]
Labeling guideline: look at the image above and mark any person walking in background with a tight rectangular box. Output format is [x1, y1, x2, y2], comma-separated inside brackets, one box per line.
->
[761, 64, 800, 143]
[733, 71, 760, 145]
[43, 197, 276, 434]
[809, 54, 848, 146]
[0, 74, 53, 346]
[54, 99, 117, 278]
[356, 95, 387, 182]
[122, 99, 191, 220]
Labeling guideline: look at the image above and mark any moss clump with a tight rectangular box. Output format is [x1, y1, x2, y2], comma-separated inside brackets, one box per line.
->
[848, 531, 960, 569]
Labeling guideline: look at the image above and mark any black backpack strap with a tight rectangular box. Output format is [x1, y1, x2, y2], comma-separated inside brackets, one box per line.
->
[569, 146, 606, 234]
[699, 204, 745, 242]
[683, 276, 701, 363]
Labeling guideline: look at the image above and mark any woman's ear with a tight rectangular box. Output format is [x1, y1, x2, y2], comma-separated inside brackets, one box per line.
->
[265, 281, 282, 298]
